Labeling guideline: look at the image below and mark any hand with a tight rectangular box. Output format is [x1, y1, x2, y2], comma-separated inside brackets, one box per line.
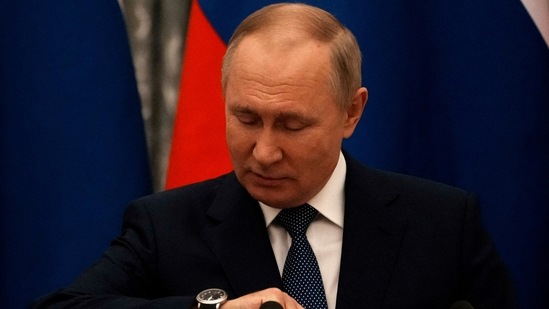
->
[220, 287, 303, 309]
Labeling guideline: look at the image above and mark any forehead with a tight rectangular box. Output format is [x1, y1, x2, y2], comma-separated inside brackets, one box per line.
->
[226, 34, 333, 103]
[233, 33, 330, 79]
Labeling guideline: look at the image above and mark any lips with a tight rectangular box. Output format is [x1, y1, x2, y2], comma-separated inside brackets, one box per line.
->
[249, 171, 288, 187]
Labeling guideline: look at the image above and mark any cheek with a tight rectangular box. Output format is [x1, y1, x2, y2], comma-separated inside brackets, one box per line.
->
[226, 125, 253, 156]
[295, 127, 342, 151]
[225, 118, 242, 142]
[294, 132, 342, 166]
[286, 134, 331, 165]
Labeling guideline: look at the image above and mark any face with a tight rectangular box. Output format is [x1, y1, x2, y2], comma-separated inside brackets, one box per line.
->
[225, 33, 366, 208]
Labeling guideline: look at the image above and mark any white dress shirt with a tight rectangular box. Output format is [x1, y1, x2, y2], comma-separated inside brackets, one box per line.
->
[259, 152, 346, 309]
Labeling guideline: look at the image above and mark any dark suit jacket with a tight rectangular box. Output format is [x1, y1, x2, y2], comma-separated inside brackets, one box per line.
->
[33, 155, 515, 308]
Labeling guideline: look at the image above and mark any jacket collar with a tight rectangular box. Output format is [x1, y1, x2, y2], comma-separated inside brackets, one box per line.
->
[201, 155, 408, 307]
[336, 155, 407, 308]
[201, 173, 283, 297]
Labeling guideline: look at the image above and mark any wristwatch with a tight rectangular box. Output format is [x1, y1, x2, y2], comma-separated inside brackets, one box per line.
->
[196, 288, 228, 309]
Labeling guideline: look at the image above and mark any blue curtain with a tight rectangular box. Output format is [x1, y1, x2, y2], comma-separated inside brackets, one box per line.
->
[0, 2, 152, 308]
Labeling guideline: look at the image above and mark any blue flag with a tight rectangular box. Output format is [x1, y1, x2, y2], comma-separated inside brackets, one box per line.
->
[0, 2, 152, 308]
[197, 0, 548, 307]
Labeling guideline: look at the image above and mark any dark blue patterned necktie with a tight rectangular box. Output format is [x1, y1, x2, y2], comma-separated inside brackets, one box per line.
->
[275, 204, 328, 309]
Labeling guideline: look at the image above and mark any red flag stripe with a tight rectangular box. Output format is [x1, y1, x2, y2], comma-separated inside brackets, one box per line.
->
[166, 0, 232, 189]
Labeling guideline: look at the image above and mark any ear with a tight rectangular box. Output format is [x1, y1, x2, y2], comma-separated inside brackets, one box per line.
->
[343, 87, 368, 138]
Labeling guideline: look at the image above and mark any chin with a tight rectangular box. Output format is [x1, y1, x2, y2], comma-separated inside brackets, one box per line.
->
[242, 177, 310, 207]
[251, 191, 306, 209]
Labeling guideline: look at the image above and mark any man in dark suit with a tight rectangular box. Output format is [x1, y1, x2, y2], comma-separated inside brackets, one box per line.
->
[33, 3, 514, 309]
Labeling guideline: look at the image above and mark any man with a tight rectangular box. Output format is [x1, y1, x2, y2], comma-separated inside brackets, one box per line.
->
[33, 3, 514, 309]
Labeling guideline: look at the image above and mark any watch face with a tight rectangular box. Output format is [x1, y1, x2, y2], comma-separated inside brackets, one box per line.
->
[197, 288, 228, 304]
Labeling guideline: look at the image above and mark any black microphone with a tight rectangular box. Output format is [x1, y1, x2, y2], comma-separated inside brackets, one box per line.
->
[450, 300, 474, 309]
[259, 300, 283, 309]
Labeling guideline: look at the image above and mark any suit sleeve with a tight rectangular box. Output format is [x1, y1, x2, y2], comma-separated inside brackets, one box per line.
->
[31, 201, 196, 309]
[462, 194, 516, 309]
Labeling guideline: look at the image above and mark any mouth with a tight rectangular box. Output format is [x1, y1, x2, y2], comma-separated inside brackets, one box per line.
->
[249, 171, 289, 187]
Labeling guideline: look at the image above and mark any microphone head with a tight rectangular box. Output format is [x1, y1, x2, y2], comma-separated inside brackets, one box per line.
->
[259, 300, 284, 309]
[450, 300, 474, 309]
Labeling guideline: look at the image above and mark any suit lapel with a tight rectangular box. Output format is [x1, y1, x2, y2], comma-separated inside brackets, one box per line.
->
[196, 158, 409, 306]
[201, 174, 283, 297]
[336, 157, 408, 308]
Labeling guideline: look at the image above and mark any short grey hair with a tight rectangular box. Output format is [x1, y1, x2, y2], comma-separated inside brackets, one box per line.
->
[221, 3, 363, 110]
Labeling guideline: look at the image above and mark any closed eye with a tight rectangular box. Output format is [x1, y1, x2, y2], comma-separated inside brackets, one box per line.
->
[281, 119, 308, 131]
[276, 113, 314, 131]
[228, 105, 261, 126]
[232, 109, 261, 127]
[238, 114, 260, 126]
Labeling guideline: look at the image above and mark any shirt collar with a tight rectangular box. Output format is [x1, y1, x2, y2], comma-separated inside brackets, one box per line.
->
[260, 151, 346, 228]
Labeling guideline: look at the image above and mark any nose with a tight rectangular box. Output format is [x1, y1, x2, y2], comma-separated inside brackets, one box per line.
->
[253, 130, 283, 166]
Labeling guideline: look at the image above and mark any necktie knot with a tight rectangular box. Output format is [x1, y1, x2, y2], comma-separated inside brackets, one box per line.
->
[275, 204, 318, 238]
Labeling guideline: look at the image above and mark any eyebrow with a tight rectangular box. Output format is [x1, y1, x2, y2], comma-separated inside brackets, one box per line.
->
[275, 111, 313, 124]
[229, 105, 314, 123]
[229, 105, 257, 115]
